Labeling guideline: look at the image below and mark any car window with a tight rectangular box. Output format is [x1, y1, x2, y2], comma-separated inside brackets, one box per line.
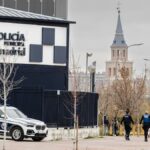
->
[6, 108, 27, 119]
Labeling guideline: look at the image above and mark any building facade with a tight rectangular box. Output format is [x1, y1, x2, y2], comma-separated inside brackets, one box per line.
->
[0, 0, 68, 19]
[0, 6, 71, 90]
[0, 7, 98, 127]
[69, 72, 108, 93]
[106, 8, 133, 81]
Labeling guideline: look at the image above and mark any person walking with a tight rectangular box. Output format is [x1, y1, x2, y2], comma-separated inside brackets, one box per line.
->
[121, 109, 134, 140]
[140, 110, 150, 142]
[103, 115, 109, 135]
[112, 117, 119, 136]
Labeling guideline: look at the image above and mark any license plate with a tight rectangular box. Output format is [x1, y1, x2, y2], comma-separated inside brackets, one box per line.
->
[38, 130, 44, 134]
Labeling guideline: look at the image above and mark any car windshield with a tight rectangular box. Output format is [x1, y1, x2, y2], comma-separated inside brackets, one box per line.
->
[6, 108, 27, 119]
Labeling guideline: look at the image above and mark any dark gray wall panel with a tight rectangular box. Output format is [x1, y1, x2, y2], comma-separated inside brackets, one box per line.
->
[30, 0, 41, 14]
[54, 46, 66, 63]
[0, 0, 67, 19]
[42, 28, 55, 45]
[30, 44, 43, 62]
[56, 0, 68, 19]
[17, 0, 28, 11]
[43, 0, 54, 16]
[4, 0, 15, 8]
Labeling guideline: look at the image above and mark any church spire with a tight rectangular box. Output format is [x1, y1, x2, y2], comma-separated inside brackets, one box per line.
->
[111, 6, 127, 47]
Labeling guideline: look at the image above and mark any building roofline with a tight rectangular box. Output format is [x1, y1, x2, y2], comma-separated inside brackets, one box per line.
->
[0, 15, 76, 25]
[0, 6, 76, 24]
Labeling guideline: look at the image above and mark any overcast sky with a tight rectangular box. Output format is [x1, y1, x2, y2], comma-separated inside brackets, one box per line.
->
[68, 0, 150, 75]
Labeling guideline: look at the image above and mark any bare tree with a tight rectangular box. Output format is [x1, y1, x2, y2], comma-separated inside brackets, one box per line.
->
[0, 56, 24, 150]
[99, 84, 112, 116]
[112, 66, 146, 115]
[66, 52, 82, 150]
[66, 50, 93, 150]
[98, 83, 117, 135]
[71, 53, 79, 150]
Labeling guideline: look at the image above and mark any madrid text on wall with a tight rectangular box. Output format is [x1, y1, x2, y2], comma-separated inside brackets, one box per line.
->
[0, 32, 25, 56]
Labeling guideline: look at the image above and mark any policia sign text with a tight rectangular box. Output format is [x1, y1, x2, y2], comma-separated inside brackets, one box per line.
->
[0, 32, 26, 56]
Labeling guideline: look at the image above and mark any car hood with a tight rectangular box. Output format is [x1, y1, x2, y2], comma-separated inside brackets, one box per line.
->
[8, 117, 45, 126]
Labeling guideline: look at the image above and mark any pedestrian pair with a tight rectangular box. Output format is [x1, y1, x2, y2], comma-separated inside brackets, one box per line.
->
[121, 109, 150, 142]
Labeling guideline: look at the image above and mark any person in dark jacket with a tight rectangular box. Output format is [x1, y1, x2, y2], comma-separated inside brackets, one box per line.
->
[140, 111, 150, 142]
[121, 109, 134, 140]
[112, 117, 119, 136]
[104, 115, 109, 135]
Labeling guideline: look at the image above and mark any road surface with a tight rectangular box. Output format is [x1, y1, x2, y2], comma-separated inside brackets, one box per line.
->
[0, 136, 150, 150]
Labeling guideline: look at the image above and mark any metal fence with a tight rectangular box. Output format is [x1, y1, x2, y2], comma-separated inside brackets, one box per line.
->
[7, 88, 99, 127]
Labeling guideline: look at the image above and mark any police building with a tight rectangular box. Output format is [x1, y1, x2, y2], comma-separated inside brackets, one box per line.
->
[0, 6, 98, 129]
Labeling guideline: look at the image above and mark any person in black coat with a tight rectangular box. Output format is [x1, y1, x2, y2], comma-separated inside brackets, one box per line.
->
[140, 111, 150, 142]
[112, 117, 119, 136]
[121, 109, 134, 140]
[104, 115, 109, 135]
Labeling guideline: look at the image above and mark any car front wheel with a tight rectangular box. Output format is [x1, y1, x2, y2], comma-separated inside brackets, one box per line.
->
[11, 126, 24, 141]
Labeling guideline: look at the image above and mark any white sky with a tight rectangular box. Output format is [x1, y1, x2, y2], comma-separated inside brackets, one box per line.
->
[68, 0, 150, 75]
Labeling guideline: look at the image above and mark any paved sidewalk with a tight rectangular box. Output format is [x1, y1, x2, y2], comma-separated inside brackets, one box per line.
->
[0, 136, 150, 150]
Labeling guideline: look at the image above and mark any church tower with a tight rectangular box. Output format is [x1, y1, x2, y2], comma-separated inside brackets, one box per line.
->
[106, 8, 133, 80]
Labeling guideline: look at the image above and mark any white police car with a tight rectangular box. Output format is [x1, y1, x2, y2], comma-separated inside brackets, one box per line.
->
[0, 105, 48, 141]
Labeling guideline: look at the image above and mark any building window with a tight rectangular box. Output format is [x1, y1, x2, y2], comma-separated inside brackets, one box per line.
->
[109, 68, 111, 76]
[113, 68, 116, 76]
[127, 68, 129, 75]
[123, 50, 125, 57]
[112, 50, 115, 57]
[117, 50, 119, 57]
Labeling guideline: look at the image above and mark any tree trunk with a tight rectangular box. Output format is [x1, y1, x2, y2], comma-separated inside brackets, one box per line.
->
[3, 83, 6, 150]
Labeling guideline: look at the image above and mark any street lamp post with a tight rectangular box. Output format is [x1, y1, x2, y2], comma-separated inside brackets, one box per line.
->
[115, 43, 144, 80]
[144, 58, 150, 69]
[144, 58, 150, 61]
[126, 42, 144, 78]
[86, 53, 92, 74]
[144, 58, 150, 79]
[144, 58, 150, 70]
[128, 43, 144, 48]
[88, 61, 96, 92]
[143, 58, 150, 100]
